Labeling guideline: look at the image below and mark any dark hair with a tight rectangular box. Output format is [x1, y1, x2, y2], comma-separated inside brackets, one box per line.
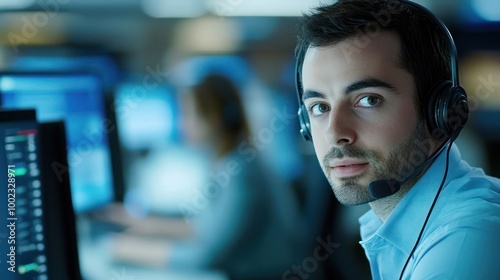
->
[191, 74, 250, 157]
[296, 0, 451, 120]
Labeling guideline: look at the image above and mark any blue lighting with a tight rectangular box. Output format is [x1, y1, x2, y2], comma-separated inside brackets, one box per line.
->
[471, 0, 500, 22]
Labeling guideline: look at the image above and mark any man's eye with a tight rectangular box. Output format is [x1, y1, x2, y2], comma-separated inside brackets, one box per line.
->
[356, 95, 381, 108]
[309, 103, 330, 116]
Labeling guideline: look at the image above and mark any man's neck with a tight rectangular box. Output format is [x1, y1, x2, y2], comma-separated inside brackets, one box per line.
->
[368, 174, 419, 222]
[368, 186, 410, 222]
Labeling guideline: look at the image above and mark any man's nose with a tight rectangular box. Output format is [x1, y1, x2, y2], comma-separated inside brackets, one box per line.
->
[324, 106, 356, 147]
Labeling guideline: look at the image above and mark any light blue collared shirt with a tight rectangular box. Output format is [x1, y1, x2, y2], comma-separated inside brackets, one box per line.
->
[359, 144, 500, 280]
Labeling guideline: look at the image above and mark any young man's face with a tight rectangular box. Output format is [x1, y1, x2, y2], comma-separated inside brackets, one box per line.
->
[301, 31, 433, 205]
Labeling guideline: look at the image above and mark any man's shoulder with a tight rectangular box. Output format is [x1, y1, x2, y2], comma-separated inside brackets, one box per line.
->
[421, 168, 500, 247]
[444, 166, 500, 204]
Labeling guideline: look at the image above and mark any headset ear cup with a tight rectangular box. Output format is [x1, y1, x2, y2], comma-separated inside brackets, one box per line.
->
[427, 80, 453, 141]
[298, 104, 312, 141]
[427, 80, 469, 141]
[446, 86, 469, 140]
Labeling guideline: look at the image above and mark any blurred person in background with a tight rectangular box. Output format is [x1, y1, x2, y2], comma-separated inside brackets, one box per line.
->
[113, 74, 307, 280]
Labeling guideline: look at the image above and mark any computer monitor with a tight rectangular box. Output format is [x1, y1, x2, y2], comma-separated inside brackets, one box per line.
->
[0, 109, 49, 279]
[114, 82, 179, 150]
[0, 72, 117, 213]
[8, 54, 122, 90]
[0, 110, 82, 280]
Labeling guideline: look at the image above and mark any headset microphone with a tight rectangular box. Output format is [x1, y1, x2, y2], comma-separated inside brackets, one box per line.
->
[368, 140, 450, 199]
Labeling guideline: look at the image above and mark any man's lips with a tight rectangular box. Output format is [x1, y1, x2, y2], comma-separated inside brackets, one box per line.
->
[329, 159, 369, 178]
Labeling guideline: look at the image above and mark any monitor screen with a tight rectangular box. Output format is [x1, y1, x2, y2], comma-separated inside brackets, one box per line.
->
[114, 82, 178, 150]
[0, 109, 48, 280]
[0, 111, 82, 280]
[8, 53, 122, 90]
[0, 73, 115, 213]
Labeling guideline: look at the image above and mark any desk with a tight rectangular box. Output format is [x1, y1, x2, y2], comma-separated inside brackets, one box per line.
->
[77, 216, 228, 280]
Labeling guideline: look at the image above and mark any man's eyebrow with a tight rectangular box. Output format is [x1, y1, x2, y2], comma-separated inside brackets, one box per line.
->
[302, 90, 325, 102]
[301, 78, 396, 102]
[345, 78, 396, 94]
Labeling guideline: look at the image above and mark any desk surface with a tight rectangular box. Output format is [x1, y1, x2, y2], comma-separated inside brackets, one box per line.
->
[77, 216, 228, 280]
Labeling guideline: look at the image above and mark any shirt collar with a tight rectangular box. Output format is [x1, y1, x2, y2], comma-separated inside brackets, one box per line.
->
[359, 142, 463, 255]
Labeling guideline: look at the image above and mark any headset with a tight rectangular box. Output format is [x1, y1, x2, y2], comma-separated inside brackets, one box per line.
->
[295, 0, 469, 143]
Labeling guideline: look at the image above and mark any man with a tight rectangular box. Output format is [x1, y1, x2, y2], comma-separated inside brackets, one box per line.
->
[295, 0, 500, 279]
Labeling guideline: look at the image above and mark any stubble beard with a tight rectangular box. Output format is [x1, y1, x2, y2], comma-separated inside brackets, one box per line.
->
[322, 121, 430, 206]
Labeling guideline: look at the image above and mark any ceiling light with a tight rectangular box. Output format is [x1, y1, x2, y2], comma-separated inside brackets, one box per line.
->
[141, 0, 207, 18]
[0, 0, 36, 10]
[206, 0, 334, 17]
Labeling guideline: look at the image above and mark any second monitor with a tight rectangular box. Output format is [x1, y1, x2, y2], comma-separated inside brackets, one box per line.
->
[0, 72, 120, 213]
